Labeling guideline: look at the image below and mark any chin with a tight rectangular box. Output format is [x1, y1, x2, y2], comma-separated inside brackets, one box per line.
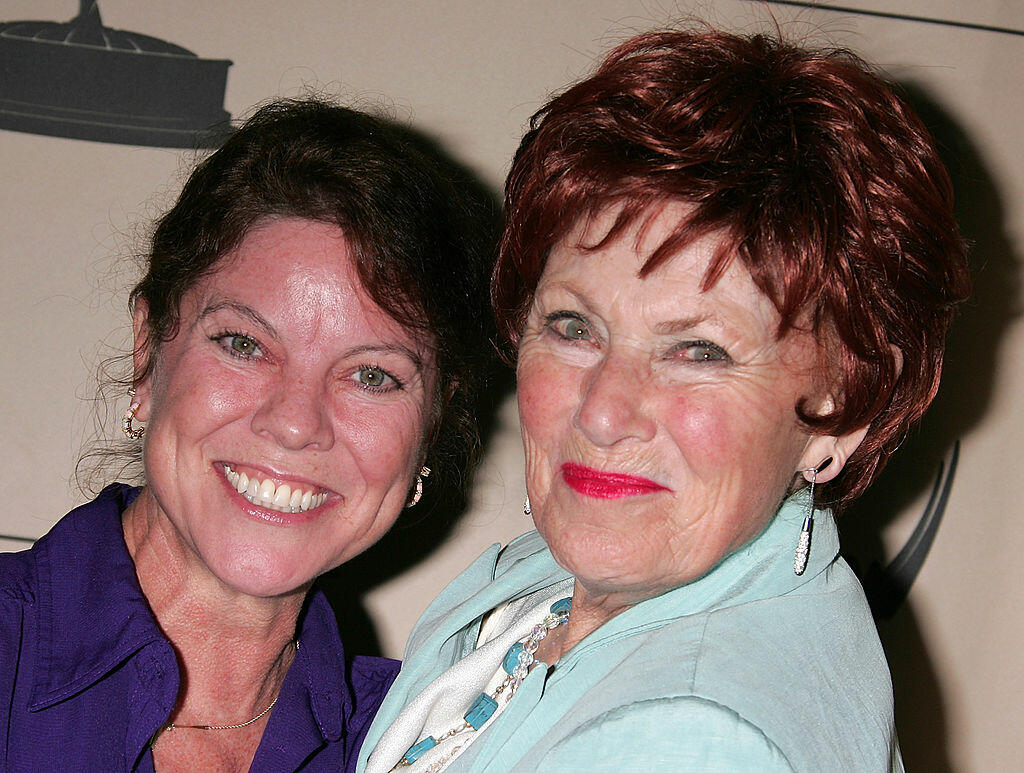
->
[210, 546, 320, 599]
[547, 526, 645, 585]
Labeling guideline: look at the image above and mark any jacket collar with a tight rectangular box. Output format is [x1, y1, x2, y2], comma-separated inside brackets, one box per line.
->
[293, 589, 351, 742]
[410, 489, 838, 671]
[28, 483, 165, 710]
[558, 488, 841, 659]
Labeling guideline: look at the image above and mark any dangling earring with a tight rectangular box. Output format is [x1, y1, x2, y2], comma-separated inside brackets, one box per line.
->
[523, 494, 531, 516]
[794, 457, 832, 576]
[406, 466, 431, 507]
[122, 388, 145, 440]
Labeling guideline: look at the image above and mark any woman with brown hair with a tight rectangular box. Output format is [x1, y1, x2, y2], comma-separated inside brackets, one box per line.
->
[0, 98, 492, 772]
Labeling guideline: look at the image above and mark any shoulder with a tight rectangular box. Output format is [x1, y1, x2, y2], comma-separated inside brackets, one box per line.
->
[689, 560, 897, 769]
[540, 695, 793, 772]
[0, 545, 36, 751]
[0, 544, 36, 605]
[696, 557, 890, 699]
[541, 560, 897, 770]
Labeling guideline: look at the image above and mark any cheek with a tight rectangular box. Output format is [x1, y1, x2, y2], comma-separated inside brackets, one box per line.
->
[662, 392, 738, 469]
[340, 405, 425, 480]
[151, 358, 260, 434]
[663, 388, 803, 475]
[517, 357, 578, 451]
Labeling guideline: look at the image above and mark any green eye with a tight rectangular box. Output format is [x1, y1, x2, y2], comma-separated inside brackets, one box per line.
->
[553, 316, 592, 341]
[215, 333, 262, 358]
[681, 341, 729, 363]
[543, 312, 594, 343]
[564, 322, 590, 340]
[355, 366, 397, 391]
[230, 335, 258, 356]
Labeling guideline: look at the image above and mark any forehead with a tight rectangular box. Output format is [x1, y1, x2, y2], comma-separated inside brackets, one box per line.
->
[541, 203, 779, 330]
[186, 217, 428, 351]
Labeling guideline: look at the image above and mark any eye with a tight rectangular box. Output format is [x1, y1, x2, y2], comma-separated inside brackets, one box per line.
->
[546, 312, 594, 342]
[675, 340, 730, 363]
[214, 333, 263, 359]
[353, 365, 401, 392]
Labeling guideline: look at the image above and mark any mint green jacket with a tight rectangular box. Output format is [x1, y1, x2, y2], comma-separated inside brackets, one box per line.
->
[357, 493, 903, 772]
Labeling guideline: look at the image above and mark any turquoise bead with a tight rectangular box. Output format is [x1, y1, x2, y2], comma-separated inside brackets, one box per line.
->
[464, 693, 498, 729]
[502, 642, 525, 674]
[550, 597, 572, 614]
[403, 736, 437, 764]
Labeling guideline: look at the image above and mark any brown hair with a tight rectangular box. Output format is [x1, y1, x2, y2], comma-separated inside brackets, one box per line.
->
[98, 98, 493, 493]
[492, 29, 970, 508]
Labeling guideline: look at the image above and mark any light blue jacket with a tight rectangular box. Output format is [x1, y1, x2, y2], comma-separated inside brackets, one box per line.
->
[358, 492, 903, 771]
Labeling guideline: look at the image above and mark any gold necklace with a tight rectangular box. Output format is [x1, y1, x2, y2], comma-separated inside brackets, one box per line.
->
[153, 640, 298, 740]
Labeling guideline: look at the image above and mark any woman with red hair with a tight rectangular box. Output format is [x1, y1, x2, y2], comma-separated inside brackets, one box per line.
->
[359, 28, 969, 772]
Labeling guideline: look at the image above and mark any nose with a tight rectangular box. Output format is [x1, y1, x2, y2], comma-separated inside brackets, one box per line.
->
[250, 373, 335, 452]
[574, 351, 657, 447]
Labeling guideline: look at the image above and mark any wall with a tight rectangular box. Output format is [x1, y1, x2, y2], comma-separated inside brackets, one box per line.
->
[1, 2, 1020, 770]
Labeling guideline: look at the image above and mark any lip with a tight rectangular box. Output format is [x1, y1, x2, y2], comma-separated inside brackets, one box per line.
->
[561, 462, 668, 500]
[216, 462, 335, 525]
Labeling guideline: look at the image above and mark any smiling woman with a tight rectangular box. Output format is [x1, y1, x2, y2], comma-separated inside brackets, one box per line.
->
[0, 99, 493, 773]
[517, 205, 842, 604]
[358, 27, 969, 773]
[130, 218, 438, 600]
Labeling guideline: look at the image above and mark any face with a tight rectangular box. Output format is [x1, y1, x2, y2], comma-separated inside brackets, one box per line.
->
[517, 202, 848, 604]
[132, 217, 435, 597]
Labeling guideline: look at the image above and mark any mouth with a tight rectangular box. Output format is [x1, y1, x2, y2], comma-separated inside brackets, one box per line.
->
[222, 463, 328, 513]
[561, 462, 668, 500]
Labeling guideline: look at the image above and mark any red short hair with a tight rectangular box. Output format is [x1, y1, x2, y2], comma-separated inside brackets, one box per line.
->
[493, 29, 970, 508]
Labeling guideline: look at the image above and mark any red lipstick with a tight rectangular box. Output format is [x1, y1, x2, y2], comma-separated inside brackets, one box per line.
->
[561, 462, 667, 499]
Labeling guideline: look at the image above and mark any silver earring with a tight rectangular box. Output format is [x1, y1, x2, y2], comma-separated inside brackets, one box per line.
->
[407, 466, 431, 507]
[122, 388, 145, 440]
[794, 457, 832, 576]
[523, 495, 531, 516]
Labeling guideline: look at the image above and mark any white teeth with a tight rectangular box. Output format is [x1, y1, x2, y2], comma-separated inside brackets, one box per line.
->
[273, 484, 292, 509]
[258, 478, 275, 505]
[222, 464, 326, 514]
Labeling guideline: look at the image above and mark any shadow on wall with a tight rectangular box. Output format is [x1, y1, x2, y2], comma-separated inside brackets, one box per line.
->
[841, 82, 1021, 772]
[317, 123, 509, 658]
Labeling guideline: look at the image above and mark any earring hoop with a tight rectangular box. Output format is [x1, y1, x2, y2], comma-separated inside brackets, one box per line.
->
[122, 389, 145, 440]
[406, 466, 431, 507]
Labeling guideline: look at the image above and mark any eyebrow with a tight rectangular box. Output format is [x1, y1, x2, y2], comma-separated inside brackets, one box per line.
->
[653, 314, 714, 335]
[200, 299, 278, 340]
[539, 283, 717, 335]
[345, 343, 425, 370]
[200, 298, 426, 369]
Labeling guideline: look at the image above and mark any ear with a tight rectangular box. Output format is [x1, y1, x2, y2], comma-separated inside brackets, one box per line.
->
[131, 300, 154, 422]
[798, 424, 869, 484]
[797, 343, 900, 484]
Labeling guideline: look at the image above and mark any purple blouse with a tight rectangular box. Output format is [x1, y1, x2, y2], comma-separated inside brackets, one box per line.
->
[0, 484, 399, 772]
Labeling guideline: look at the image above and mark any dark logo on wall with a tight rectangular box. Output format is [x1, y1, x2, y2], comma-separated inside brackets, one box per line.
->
[859, 441, 960, 619]
[0, 1, 231, 147]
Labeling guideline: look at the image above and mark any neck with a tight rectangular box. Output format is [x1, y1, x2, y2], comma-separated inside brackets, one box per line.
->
[534, 584, 633, 666]
[122, 489, 306, 723]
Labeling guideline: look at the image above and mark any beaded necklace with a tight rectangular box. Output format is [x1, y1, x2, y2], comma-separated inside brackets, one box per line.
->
[393, 597, 571, 771]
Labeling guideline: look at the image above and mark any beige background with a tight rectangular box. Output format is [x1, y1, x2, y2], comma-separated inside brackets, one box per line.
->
[1, 2, 1020, 770]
